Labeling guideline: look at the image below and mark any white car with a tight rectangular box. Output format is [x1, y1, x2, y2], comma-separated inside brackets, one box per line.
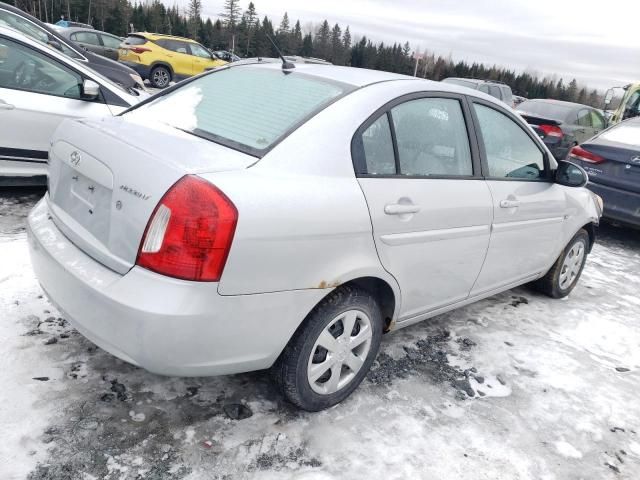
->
[0, 25, 144, 185]
[28, 62, 601, 411]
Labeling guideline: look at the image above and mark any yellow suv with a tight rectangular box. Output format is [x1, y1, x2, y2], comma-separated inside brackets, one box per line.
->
[119, 33, 227, 88]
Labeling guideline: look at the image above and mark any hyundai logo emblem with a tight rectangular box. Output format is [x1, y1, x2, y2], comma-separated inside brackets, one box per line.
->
[70, 151, 81, 166]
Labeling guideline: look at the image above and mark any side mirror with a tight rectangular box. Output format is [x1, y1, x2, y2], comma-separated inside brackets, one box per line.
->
[555, 160, 588, 188]
[81, 79, 100, 100]
[47, 39, 63, 52]
[604, 88, 614, 106]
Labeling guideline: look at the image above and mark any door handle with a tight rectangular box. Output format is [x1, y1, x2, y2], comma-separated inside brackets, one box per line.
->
[499, 199, 521, 208]
[384, 204, 421, 215]
[0, 100, 14, 110]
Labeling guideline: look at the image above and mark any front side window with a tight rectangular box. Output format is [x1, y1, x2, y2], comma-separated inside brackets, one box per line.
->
[474, 103, 545, 180]
[100, 34, 122, 49]
[0, 37, 83, 99]
[391, 98, 473, 176]
[190, 43, 212, 59]
[71, 31, 100, 45]
[127, 67, 352, 155]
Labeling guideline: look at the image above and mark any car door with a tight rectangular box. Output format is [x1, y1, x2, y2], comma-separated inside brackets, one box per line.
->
[590, 110, 605, 136]
[97, 33, 122, 61]
[354, 94, 493, 320]
[189, 42, 216, 75]
[469, 100, 567, 295]
[163, 39, 193, 77]
[70, 31, 103, 56]
[0, 36, 112, 168]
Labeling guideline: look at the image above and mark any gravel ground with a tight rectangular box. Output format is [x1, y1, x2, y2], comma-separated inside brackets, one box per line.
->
[1, 187, 639, 480]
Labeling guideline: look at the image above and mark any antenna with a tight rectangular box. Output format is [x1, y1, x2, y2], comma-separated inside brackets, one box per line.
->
[266, 35, 295, 72]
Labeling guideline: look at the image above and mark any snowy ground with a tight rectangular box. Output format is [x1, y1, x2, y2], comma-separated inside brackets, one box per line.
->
[1, 187, 640, 480]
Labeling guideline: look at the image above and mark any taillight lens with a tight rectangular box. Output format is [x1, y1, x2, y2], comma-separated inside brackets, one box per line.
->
[129, 46, 151, 54]
[136, 175, 238, 282]
[569, 145, 605, 164]
[538, 124, 564, 138]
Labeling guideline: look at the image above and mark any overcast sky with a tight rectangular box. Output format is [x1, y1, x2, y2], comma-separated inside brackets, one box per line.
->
[177, 0, 639, 91]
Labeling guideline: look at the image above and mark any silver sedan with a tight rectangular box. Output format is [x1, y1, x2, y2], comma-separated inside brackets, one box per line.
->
[27, 62, 602, 411]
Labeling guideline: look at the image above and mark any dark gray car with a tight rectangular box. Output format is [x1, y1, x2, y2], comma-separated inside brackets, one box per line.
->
[569, 117, 640, 227]
[55, 26, 123, 61]
[517, 99, 606, 160]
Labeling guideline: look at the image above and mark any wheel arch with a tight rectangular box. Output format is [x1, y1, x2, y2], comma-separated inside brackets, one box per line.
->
[150, 61, 174, 78]
[582, 221, 597, 253]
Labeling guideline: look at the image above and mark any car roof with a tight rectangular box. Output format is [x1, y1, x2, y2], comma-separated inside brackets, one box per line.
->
[224, 62, 509, 107]
[62, 26, 112, 35]
[524, 98, 592, 110]
[132, 32, 197, 43]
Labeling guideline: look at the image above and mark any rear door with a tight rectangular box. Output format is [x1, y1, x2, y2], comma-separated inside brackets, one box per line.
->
[469, 100, 566, 295]
[0, 36, 112, 171]
[574, 108, 595, 144]
[159, 39, 192, 77]
[97, 33, 122, 61]
[354, 93, 493, 320]
[70, 31, 103, 56]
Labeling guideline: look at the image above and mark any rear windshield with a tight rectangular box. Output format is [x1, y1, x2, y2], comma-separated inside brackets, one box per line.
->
[599, 121, 640, 148]
[126, 67, 353, 156]
[517, 101, 572, 121]
[124, 35, 147, 45]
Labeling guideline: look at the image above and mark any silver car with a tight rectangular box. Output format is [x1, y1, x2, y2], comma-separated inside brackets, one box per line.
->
[27, 62, 602, 411]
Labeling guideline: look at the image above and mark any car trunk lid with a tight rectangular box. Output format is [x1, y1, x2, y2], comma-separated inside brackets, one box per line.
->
[47, 116, 255, 274]
[575, 141, 640, 194]
[518, 113, 564, 140]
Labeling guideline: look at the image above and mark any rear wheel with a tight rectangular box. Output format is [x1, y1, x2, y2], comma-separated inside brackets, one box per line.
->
[272, 286, 383, 411]
[150, 65, 171, 89]
[534, 229, 589, 298]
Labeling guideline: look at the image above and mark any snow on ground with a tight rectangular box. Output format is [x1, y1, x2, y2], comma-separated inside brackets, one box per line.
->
[1, 188, 639, 480]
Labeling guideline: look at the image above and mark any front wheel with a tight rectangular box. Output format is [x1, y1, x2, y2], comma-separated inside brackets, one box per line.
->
[272, 286, 383, 411]
[149, 65, 171, 88]
[534, 228, 589, 298]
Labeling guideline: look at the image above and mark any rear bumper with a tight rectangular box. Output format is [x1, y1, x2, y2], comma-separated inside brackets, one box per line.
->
[587, 181, 640, 227]
[120, 61, 152, 80]
[27, 198, 324, 376]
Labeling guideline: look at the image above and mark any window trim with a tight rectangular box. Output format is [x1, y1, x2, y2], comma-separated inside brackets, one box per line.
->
[351, 91, 482, 180]
[468, 97, 553, 183]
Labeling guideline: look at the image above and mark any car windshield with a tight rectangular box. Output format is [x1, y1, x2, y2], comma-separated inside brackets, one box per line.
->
[126, 67, 353, 156]
[516, 101, 573, 121]
[599, 121, 640, 147]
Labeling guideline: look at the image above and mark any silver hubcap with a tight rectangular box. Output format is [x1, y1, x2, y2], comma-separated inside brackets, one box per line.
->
[559, 240, 585, 290]
[307, 310, 373, 395]
[153, 69, 169, 86]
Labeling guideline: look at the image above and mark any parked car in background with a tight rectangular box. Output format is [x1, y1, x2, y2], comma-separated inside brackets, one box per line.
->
[119, 32, 227, 88]
[0, 2, 144, 91]
[516, 99, 606, 160]
[0, 26, 144, 185]
[53, 26, 123, 61]
[28, 63, 601, 411]
[569, 117, 640, 227]
[212, 50, 241, 62]
[442, 77, 514, 107]
[513, 95, 527, 106]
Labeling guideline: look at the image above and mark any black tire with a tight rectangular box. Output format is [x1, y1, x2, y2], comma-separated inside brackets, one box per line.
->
[149, 65, 171, 89]
[272, 285, 383, 411]
[533, 228, 589, 298]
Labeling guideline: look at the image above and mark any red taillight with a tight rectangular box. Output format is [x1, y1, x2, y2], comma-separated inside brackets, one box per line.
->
[569, 145, 605, 164]
[129, 46, 151, 54]
[538, 124, 564, 138]
[136, 175, 238, 282]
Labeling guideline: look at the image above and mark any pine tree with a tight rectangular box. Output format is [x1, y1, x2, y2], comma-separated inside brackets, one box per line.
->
[566, 78, 578, 103]
[314, 20, 330, 60]
[243, 2, 258, 56]
[187, 0, 201, 39]
[221, 0, 241, 29]
[292, 20, 303, 55]
[276, 12, 291, 53]
[329, 23, 342, 64]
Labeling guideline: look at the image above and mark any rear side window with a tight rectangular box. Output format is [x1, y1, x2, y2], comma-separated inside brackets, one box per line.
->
[474, 103, 545, 180]
[361, 114, 395, 175]
[156, 39, 189, 54]
[71, 31, 100, 45]
[590, 111, 605, 130]
[124, 35, 146, 45]
[128, 67, 352, 155]
[576, 109, 592, 127]
[391, 98, 472, 176]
